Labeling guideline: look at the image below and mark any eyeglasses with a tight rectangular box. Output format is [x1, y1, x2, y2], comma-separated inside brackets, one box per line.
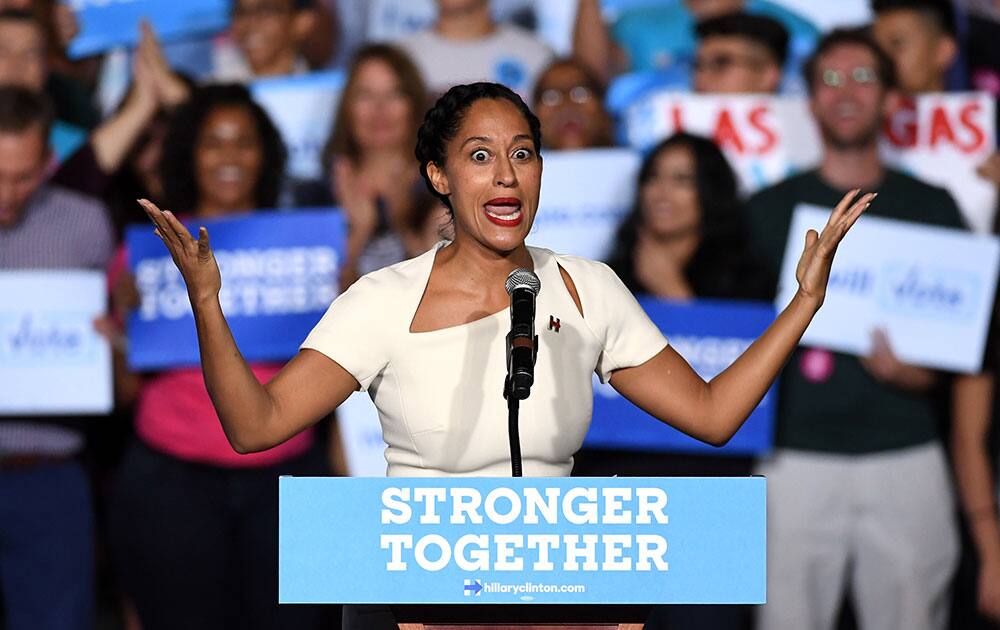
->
[693, 53, 767, 74]
[538, 86, 594, 107]
[821, 66, 878, 88]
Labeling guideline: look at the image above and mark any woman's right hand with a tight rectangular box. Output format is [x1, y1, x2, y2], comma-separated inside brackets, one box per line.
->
[332, 157, 379, 240]
[138, 199, 221, 306]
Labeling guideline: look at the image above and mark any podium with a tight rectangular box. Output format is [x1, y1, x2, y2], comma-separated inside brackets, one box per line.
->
[279, 477, 765, 629]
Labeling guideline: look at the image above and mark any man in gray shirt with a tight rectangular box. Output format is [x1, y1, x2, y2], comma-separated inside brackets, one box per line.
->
[399, 0, 553, 98]
[0, 86, 114, 630]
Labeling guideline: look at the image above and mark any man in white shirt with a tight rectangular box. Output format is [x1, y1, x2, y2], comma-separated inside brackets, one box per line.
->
[398, 0, 554, 99]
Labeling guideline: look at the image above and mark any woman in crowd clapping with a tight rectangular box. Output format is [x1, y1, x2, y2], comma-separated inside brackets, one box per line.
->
[107, 83, 324, 630]
[315, 43, 444, 286]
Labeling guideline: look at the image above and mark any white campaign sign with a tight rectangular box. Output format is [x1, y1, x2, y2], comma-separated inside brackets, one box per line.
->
[527, 148, 641, 260]
[881, 93, 997, 234]
[776, 205, 1000, 373]
[251, 71, 345, 181]
[0, 271, 112, 414]
[622, 92, 997, 233]
[623, 92, 821, 193]
[337, 391, 387, 476]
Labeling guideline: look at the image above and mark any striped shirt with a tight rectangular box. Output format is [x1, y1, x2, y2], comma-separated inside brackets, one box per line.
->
[0, 184, 115, 456]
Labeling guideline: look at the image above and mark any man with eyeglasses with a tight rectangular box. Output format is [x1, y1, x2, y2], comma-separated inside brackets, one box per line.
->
[693, 12, 788, 94]
[572, 0, 818, 88]
[746, 28, 964, 630]
[531, 58, 612, 151]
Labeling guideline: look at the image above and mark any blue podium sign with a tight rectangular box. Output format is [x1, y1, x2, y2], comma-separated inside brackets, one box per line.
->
[126, 209, 345, 370]
[587, 298, 777, 455]
[279, 477, 765, 604]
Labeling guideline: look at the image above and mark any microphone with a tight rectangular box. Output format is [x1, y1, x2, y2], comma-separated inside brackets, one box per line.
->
[504, 268, 541, 401]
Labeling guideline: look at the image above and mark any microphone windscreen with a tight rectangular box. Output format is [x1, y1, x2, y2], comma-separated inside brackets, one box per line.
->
[505, 268, 541, 297]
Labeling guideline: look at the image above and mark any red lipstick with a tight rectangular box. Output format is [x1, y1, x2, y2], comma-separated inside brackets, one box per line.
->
[483, 197, 523, 227]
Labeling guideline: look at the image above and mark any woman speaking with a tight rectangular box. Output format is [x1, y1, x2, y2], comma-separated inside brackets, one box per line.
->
[138, 82, 872, 477]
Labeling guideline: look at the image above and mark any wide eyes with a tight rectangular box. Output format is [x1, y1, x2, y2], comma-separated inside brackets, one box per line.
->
[469, 148, 534, 163]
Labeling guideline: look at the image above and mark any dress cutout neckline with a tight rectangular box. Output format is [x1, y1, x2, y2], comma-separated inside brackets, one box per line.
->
[407, 244, 544, 335]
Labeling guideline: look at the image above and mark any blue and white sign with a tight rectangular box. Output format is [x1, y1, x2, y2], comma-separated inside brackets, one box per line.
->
[251, 71, 346, 181]
[588, 298, 776, 454]
[527, 148, 641, 261]
[280, 476, 765, 604]
[0, 271, 111, 414]
[778, 205, 1000, 373]
[126, 209, 346, 370]
[67, 0, 230, 58]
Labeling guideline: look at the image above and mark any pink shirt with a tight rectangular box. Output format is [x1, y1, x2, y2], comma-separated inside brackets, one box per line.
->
[135, 366, 314, 468]
[110, 246, 315, 468]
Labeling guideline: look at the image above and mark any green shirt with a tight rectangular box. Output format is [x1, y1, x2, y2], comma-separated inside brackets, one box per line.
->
[747, 168, 966, 454]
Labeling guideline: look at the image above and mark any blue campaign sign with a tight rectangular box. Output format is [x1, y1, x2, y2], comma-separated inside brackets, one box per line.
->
[126, 209, 345, 370]
[586, 298, 777, 455]
[68, 0, 230, 58]
[279, 477, 765, 604]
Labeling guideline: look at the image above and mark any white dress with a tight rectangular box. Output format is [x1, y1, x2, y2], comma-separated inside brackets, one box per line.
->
[301, 245, 668, 477]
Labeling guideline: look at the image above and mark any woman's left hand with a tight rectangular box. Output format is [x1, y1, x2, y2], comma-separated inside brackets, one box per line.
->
[795, 189, 875, 309]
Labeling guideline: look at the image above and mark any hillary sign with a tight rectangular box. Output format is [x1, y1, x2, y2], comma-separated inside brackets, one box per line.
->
[126, 209, 345, 370]
[587, 298, 776, 454]
[0, 271, 112, 414]
[279, 477, 765, 604]
[777, 205, 1000, 373]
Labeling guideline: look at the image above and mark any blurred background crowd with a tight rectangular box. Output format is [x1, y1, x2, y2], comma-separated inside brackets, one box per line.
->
[1, 0, 1000, 629]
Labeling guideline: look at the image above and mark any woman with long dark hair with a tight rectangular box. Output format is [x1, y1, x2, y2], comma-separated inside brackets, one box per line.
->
[607, 132, 771, 301]
[108, 83, 324, 630]
[137, 82, 871, 628]
[588, 131, 771, 630]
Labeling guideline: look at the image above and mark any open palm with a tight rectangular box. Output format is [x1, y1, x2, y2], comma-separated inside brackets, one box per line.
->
[139, 199, 221, 305]
[795, 189, 875, 307]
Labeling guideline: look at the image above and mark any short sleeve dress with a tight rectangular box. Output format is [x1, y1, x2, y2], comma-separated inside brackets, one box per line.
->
[301, 245, 668, 476]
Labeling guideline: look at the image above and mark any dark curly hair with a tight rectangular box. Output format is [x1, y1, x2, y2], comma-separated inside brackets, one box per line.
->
[160, 83, 286, 213]
[607, 132, 771, 300]
[415, 82, 542, 211]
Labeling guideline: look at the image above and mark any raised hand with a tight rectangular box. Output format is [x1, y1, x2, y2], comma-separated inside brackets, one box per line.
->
[137, 22, 190, 108]
[138, 199, 221, 306]
[795, 189, 875, 308]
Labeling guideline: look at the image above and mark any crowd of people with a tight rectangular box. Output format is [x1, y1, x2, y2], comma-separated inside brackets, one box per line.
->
[1, 0, 999, 629]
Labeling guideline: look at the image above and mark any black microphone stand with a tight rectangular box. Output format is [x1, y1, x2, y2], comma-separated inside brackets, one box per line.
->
[503, 374, 522, 477]
[503, 331, 537, 478]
